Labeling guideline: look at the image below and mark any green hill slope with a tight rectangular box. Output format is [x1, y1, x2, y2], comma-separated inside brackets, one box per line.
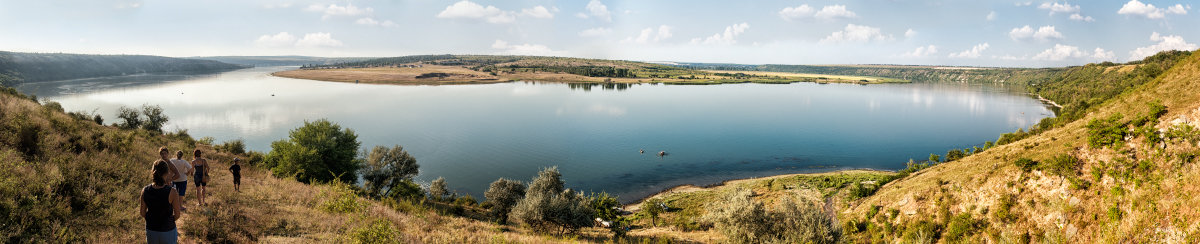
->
[0, 51, 247, 86]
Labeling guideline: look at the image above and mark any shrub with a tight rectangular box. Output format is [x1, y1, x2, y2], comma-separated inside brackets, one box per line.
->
[115, 106, 142, 129]
[428, 177, 449, 201]
[196, 136, 215, 145]
[140, 104, 168, 133]
[900, 220, 942, 244]
[360, 145, 419, 198]
[318, 182, 364, 214]
[1086, 114, 1126, 149]
[454, 195, 477, 206]
[215, 139, 246, 155]
[588, 192, 626, 236]
[992, 194, 1016, 222]
[484, 178, 525, 224]
[641, 198, 665, 227]
[702, 189, 840, 244]
[1039, 154, 1081, 177]
[266, 119, 362, 184]
[943, 213, 981, 242]
[1014, 158, 1038, 172]
[849, 181, 880, 199]
[348, 219, 399, 244]
[510, 167, 595, 235]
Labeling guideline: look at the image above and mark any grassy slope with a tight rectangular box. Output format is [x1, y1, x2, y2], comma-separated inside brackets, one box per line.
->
[840, 51, 1200, 242]
[0, 88, 618, 243]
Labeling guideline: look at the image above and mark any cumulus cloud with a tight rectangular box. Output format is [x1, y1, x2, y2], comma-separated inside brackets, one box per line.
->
[295, 32, 343, 47]
[987, 11, 997, 21]
[625, 25, 673, 44]
[306, 3, 373, 20]
[1069, 13, 1095, 22]
[1128, 32, 1198, 60]
[779, 4, 856, 20]
[255, 32, 296, 47]
[355, 18, 398, 27]
[1032, 44, 1118, 61]
[1009, 25, 1063, 42]
[1118, 0, 1188, 19]
[578, 27, 612, 37]
[820, 24, 892, 43]
[521, 6, 555, 19]
[903, 45, 939, 57]
[577, 0, 612, 22]
[949, 43, 989, 58]
[904, 29, 917, 38]
[436, 0, 516, 24]
[1038, 2, 1079, 15]
[691, 23, 750, 45]
[491, 40, 564, 56]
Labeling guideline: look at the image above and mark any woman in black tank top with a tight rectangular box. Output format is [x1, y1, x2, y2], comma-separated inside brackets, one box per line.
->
[141, 160, 181, 244]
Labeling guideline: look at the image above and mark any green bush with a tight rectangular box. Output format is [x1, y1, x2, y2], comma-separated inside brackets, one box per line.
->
[215, 139, 246, 155]
[943, 213, 981, 242]
[428, 177, 449, 201]
[992, 194, 1016, 222]
[509, 167, 595, 235]
[348, 219, 399, 244]
[484, 178, 525, 224]
[1086, 114, 1126, 149]
[359, 145, 419, 198]
[900, 220, 942, 244]
[1039, 154, 1081, 177]
[1014, 158, 1037, 172]
[701, 189, 840, 244]
[319, 182, 364, 214]
[266, 119, 362, 184]
[641, 198, 665, 227]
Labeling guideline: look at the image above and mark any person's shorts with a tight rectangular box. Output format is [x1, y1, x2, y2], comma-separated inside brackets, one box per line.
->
[233, 176, 241, 185]
[146, 228, 178, 244]
[194, 180, 206, 187]
[172, 181, 187, 196]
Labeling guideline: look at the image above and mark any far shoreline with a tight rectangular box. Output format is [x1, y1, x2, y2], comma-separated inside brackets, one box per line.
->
[270, 66, 908, 86]
[621, 168, 896, 208]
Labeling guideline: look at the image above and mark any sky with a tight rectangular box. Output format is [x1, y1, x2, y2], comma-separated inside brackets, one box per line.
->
[0, 0, 1197, 67]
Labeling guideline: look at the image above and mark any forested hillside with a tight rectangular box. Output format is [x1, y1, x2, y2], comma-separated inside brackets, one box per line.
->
[0, 51, 246, 85]
[194, 56, 372, 67]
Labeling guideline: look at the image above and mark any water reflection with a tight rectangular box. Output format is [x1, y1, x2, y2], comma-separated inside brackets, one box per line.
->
[566, 82, 636, 91]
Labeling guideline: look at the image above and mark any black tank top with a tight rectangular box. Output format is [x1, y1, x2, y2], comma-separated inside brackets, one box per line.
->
[193, 164, 205, 181]
[142, 184, 176, 232]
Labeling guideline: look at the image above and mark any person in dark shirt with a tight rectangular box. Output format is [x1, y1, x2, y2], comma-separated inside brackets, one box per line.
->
[229, 158, 242, 192]
[141, 160, 181, 244]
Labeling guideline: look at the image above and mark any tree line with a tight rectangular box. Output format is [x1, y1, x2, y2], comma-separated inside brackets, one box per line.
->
[0, 51, 247, 85]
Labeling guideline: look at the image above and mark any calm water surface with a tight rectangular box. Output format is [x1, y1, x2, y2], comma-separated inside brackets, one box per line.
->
[19, 67, 1053, 202]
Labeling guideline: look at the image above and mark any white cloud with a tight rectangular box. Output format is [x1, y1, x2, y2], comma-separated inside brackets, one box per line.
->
[1128, 32, 1198, 60]
[1092, 47, 1116, 61]
[578, 27, 613, 37]
[904, 29, 917, 38]
[1069, 13, 1095, 22]
[1167, 4, 1189, 14]
[820, 24, 892, 43]
[1038, 2, 1079, 15]
[779, 4, 856, 21]
[255, 32, 296, 47]
[779, 4, 814, 21]
[295, 32, 343, 47]
[903, 45, 939, 57]
[949, 43, 989, 58]
[691, 23, 750, 45]
[355, 18, 398, 27]
[436, 0, 515, 24]
[987, 11, 997, 21]
[491, 39, 564, 56]
[625, 25, 673, 44]
[1118, 0, 1187, 19]
[1032, 44, 1084, 61]
[521, 6, 555, 19]
[578, 0, 612, 22]
[1016, 2, 1033, 7]
[1009, 25, 1063, 42]
[306, 3, 373, 20]
[814, 5, 857, 19]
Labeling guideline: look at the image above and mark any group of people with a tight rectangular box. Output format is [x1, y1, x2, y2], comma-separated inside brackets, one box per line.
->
[140, 146, 243, 244]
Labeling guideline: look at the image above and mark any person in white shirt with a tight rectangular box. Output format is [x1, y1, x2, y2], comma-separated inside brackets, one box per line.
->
[170, 150, 194, 211]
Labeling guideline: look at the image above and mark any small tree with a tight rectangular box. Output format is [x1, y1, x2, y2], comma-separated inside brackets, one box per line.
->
[589, 192, 627, 237]
[141, 104, 169, 133]
[428, 177, 449, 201]
[702, 189, 840, 243]
[115, 106, 142, 130]
[484, 178, 526, 224]
[510, 167, 595, 235]
[928, 153, 941, 163]
[360, 145, 420, 198]
[266, 119, 362, 184]
[641, 198, 665, 227]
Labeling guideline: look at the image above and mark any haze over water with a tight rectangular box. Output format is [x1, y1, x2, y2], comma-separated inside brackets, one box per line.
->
[19, 67, 1053, 202]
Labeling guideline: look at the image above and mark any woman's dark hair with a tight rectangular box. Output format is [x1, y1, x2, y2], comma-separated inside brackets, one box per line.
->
[193, 149, 202, 157]
[158, 146, 169, 155]
[152, 160, 169, 186]
[175, 150, 184, 159]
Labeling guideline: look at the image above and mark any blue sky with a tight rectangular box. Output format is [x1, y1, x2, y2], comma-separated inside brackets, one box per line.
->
[0, 0, 1196, 67]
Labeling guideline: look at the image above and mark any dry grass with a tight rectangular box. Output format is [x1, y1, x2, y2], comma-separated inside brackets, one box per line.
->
[703, 70, 896, 83]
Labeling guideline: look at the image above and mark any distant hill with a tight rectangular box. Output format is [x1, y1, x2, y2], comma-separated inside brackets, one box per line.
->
[0, 51, 248, 86]
[193, 56, 374, 67]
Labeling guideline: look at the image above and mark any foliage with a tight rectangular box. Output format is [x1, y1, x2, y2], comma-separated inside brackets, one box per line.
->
[348, 219, 400, 244]
[215, 139, 246, 155]
[641, 198, 665, 227]
[359, 145, 419, 198]
[701, 189, 840, 244]
[115, 106, 142, 130]
[428, 177, 449, 201]
[1086, 114, 1127, 149]
[510, 167, 595, 235]
[140, 104, 168, 133]
[1039, 154, 1081, 177]
[1014, 158, 1038, 172]
[484, 178, 525, 224]
[943, 213, 982, 242]
[318, 182, 364, 214]
[265, 119, 362, 184]
[0, 51, 246, 84]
